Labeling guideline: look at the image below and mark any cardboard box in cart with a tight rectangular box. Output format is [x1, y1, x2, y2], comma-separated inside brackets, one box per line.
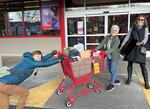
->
[92, 56, 102, 74]
[71, 58, 92, 78]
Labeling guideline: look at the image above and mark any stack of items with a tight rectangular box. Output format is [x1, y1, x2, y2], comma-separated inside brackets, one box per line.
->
[63, 47, 80, 62]
[92, 51, 102, 75]
[63, 47, 92, 78]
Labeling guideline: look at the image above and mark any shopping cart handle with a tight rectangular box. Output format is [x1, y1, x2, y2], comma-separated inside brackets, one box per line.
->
[56, 51, 68, 60]
[91, 49, 96, 53]
[100, 50, 106, 58]
[56, 51, 61, 57]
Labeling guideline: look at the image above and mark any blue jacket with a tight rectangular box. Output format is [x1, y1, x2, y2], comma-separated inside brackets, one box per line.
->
[0, 52, 60, 85]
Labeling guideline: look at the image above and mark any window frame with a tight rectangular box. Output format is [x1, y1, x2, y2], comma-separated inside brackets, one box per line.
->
[0, 0, 64, 38]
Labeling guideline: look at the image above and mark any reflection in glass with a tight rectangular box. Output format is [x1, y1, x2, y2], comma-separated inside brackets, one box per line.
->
[87, 45, 97, 50]
[68, 37, 84, 47]
[8, 12, 22, 36]
[86, 16, 104, 34]
[41, 2, 60, 36]
[67, 17, 84, 35]
[117, 35, 126, 48]
[108, 14, 128, 33]
[86, 36, 104, 43]
[24, 10, 41, 36]
[0, 11, 5, 36]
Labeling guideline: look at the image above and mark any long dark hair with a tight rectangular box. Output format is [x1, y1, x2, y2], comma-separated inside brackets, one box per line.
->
[134, 15, 148, 27]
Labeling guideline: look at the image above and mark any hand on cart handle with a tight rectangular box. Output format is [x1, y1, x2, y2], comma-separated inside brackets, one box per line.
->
[51, 50, 58, 56]
[91, 49, 105, 57]
[56, 51, 61, 56]
[56, 51, 65, 62]
[100, 50, 106, 58]
[91, 49, 97, 53]
[59, 54, 65, 61]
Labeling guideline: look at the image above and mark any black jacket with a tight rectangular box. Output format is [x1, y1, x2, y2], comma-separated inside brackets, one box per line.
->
[124, 25, 146, 64]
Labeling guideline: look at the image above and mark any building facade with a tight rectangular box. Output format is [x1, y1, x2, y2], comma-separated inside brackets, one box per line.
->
[0, 0, 65, 55]
[0, 0, 150, 56]
[65, 0, 150, 56]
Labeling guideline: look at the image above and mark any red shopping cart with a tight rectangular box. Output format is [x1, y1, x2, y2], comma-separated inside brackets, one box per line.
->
[56, 51, 105, 107]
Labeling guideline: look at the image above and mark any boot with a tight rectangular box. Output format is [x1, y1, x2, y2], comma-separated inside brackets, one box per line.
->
[142, 68, 150, 89]
[126, 64, 133, 85]
[145, 82, 150, 89]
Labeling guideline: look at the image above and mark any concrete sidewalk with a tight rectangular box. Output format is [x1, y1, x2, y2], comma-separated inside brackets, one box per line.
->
[7, 58, 150, 109]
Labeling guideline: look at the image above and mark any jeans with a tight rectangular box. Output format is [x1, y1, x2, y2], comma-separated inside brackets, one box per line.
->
[107, 58, 119, 85]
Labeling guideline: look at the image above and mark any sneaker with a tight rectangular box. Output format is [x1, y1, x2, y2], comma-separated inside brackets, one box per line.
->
[106, 84, 115, 92]
[114, 80, 121, 85]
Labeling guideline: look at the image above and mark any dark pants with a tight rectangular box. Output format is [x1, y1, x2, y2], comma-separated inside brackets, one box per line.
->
[127, 61, 149, 83]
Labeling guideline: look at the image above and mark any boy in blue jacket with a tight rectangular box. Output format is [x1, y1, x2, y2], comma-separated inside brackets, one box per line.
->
[0, 50, 64, 109]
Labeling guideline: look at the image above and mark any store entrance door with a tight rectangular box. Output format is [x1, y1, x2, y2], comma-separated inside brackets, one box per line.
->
[66, 11, 150, 56]
[85, 12, 128, 49]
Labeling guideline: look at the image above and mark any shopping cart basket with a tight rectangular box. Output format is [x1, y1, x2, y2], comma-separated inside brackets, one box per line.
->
[56, 52, 104, 107]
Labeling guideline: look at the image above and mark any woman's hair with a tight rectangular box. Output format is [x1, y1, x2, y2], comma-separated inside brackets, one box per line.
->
[32, 50, 42, 56]
[134, 15, 148, 27]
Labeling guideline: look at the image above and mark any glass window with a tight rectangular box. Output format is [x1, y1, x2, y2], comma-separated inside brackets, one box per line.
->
[0, 11, 5, 36]
[8, 11, 23, 36]
[68, 37, 84, 47]
[86, 36, 104, 43]
[41, 1, 60, 36]
[0, 0, 60, 37]
[24, 0, 41, 36]
[67, 17, 84, 35]
[86, 36, 104, 50]
[118, 35, 126, 48]
[108, 14, 128, 33]
[24, 10, 41, 36]
[86, 16, 104, 34]
[87, 45, 97, 50]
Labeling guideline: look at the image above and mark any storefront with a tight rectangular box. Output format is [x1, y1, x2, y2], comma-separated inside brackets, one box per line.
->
[64, 0, 150, 56]
[0, 0, 65, 54]
[0, 0, 150, 56]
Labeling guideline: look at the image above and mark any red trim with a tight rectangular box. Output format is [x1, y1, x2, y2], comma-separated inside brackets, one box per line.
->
[59, 0, 65, 51]
[0, 0, 66, 52]
[0, 35, 61, 38]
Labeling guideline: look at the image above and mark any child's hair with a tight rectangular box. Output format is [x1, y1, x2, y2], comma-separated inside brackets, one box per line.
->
[32, 50, 42, 56]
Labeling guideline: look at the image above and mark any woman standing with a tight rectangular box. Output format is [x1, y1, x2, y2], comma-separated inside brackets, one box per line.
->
[96, 25, 121, 92]
[120, 15, 150, 89]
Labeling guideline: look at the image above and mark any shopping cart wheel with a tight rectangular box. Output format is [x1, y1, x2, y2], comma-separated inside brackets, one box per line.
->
[88, 84, 94, 89]
[66, 100, 73, 107]
[95, 89, 101, 94]
[57, 89, 63, 95]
